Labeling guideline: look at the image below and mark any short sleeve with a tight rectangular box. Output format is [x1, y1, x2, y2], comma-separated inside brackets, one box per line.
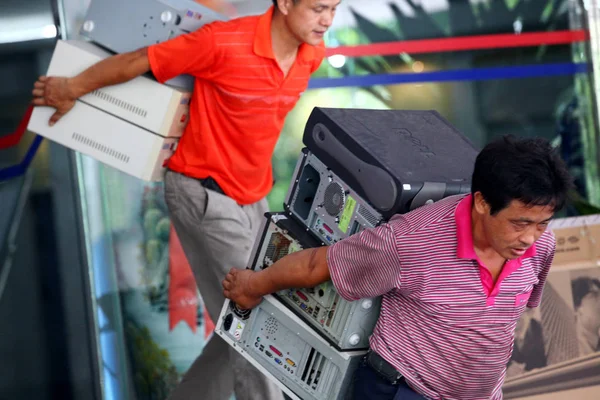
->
[147, 24, 216, 83]
[527, 235, 556, 308]
[326, 222, 402, 301]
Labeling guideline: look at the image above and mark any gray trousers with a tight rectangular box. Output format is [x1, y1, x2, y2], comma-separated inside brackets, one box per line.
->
[163, 169, 284, 400]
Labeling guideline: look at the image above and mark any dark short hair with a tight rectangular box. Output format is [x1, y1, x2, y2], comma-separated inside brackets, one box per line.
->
[471, 135, 573, 215]
[572, 277, 600, 309]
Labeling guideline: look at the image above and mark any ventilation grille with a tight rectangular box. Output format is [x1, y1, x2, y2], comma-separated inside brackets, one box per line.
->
[358, 204, 380, 227]
[264, 316, 279, 336]
[300, 348, 337, 395]
[91, 90, 148, 118]
[323, 182, 345, 216]
[329, 295, 352, 339]
[325, 294, 340, 329]
[72, 133, 130, 164]
[264, 232, 291, 266]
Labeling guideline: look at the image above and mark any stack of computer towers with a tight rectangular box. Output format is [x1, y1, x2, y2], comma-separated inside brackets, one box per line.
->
[215, 107, 479, 400]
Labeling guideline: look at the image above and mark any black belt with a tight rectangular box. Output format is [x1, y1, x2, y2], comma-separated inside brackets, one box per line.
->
[166, 169, 226, 195]
[197, 176, 246, 208]
[365, 351, 404, 386]
[197, 175, 276, 199]
[171, 170, 274, 204]
[198, 176, 225, 195]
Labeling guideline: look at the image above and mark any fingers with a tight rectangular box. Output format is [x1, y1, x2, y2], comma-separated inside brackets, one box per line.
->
[31, 97, 47, 106]
[225, 268, 238, 282]
[38, 76, 48, 82]
[223, 268, 239, 299]
[222, 279, 231, 291]
[49, 111, 63, 126]
[32, 78, 46, 105]
[222, 270, 235, 291]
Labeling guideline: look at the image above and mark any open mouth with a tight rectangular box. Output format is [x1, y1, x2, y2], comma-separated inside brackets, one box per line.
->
[511, 248, 527, 256]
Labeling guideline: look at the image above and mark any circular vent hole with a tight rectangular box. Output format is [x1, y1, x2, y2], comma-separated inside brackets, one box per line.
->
[230, 302, 251, 320]
[324, 182, 345, 216]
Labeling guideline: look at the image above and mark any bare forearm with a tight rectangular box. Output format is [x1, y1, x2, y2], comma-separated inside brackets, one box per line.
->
[69, 47, 151, 97]
[250, 247, 330, 297]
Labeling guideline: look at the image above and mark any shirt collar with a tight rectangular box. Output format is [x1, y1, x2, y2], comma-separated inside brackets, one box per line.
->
[455, 194, 537, 261]
[254, 5, 318, 63]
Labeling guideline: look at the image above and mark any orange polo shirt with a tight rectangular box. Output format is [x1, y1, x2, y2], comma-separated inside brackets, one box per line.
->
[147, 6, 325, 204]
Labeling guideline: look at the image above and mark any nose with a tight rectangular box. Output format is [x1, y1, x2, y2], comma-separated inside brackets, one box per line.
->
[321, 11, 334, 28]
[518, 227, 537, 248]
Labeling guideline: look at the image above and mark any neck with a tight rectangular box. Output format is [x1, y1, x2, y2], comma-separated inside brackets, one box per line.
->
[270, 10, 302, 60]
[471, 207, 494, 256]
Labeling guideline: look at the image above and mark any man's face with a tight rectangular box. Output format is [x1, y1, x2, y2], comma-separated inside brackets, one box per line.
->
[577, 283, 600, 332]
[279, 0, 340, 46]
[473, 193, 554, 260]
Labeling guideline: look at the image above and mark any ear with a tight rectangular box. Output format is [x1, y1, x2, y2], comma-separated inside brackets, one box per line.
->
[473, 192, 490, 216]
[279, 0, 294, 15]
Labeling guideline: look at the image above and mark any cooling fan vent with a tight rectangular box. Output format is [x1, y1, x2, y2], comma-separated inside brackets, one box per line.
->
[323, 182, 346, 216]
[230, 302, 251, 320]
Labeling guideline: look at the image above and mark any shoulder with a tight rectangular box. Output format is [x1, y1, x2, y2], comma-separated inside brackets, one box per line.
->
[523, 230, 556, 279]
[207, 16, 260, 56]
[390, 194, 465, 235]
[536, 229, 556, 259]
[538, 228, 556, 246]
[211, 14, 260, 33]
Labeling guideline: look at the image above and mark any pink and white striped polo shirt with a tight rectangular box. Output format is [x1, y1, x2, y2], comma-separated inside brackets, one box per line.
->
[327, 194, 555, 400]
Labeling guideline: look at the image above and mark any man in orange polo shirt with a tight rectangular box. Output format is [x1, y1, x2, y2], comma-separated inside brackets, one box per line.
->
[31, 1, 339, 399]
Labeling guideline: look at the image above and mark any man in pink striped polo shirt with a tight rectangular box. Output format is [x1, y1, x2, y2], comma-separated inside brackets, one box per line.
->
[222, 136, 573, 399]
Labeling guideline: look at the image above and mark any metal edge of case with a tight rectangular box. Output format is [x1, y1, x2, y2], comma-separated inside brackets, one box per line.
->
[215, 294, 366, 400]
